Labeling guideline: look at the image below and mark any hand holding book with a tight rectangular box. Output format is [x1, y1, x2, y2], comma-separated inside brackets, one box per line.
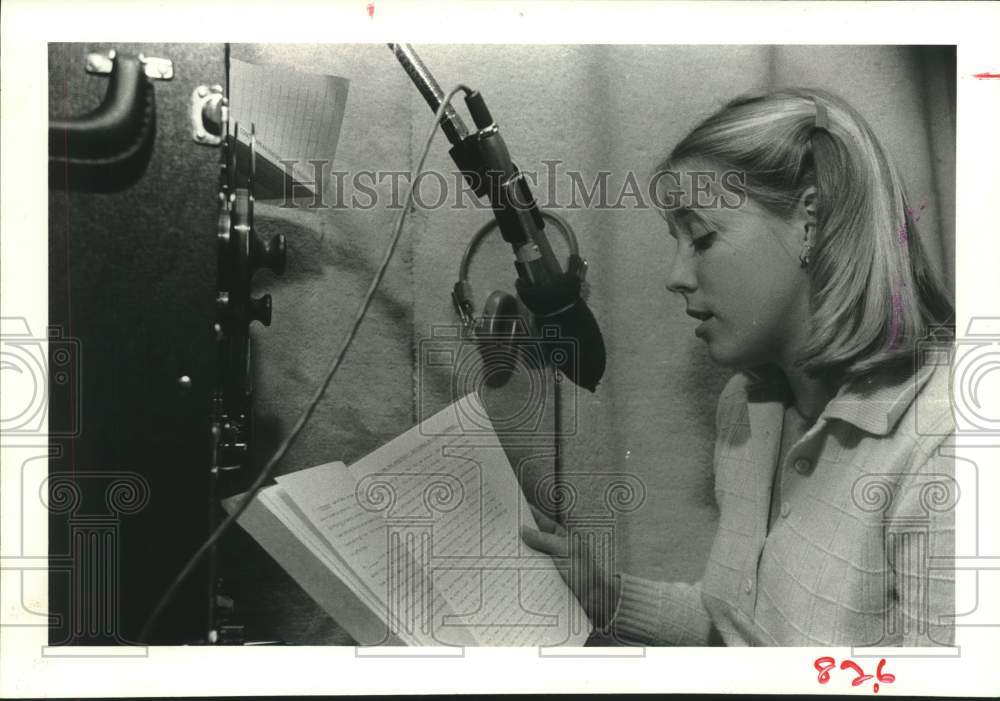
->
[521, 505, 622, 633]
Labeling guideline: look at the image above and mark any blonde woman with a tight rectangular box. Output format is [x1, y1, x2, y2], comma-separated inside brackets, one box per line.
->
[522, 89, 956, 647]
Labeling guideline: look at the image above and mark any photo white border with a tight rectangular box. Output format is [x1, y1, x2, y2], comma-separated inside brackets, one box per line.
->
[3, 0, 999, 696]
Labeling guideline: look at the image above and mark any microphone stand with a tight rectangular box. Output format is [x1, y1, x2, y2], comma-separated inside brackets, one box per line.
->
[388, 44, 605, 395]
[388, 44, 591, 522]
[387, 44, 569, 288]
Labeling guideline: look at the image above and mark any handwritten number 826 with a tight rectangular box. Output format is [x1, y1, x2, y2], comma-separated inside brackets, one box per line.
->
[814, 657, 895, 692]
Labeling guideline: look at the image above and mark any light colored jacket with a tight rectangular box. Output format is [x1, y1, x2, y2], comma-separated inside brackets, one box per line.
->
[613, 358, 956, 646]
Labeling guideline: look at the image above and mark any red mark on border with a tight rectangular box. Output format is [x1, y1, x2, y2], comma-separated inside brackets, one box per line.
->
[814, 656, 895, 694]
[973, 72, 1000, 79]
[367, 2, 374, 18]
[814, 656, 836, 684]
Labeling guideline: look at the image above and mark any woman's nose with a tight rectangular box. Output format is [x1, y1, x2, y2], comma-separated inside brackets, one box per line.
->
[665, 251, 697, 295]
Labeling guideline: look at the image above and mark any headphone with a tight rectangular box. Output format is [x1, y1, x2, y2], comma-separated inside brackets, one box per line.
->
[451, 210, 588, 386]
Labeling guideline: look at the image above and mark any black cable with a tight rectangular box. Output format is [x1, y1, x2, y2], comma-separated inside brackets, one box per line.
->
[138, 83, 473, 644]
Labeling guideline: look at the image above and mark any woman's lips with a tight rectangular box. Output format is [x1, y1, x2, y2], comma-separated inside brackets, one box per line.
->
[693, 314, 715, 338]
[685, 309, 714, 338]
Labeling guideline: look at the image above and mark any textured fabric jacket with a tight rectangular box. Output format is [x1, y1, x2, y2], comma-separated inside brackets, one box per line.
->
[612, 358, 956, 646]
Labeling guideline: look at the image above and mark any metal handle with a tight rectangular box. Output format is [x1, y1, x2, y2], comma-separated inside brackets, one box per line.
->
[50, 52, 156, 164]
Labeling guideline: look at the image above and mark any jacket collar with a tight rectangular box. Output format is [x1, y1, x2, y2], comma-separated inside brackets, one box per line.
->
[742, 360, 938, 436]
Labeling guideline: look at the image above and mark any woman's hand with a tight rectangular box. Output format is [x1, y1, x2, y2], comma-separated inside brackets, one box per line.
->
[520, 505, 621, 632]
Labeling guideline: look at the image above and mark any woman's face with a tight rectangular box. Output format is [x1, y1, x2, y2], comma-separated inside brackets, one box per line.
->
[661, 172, 812, 370]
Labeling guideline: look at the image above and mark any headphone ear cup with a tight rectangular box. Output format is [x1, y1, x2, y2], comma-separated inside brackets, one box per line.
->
[477, 290, 522, 336]
[474, 290, 525, 388]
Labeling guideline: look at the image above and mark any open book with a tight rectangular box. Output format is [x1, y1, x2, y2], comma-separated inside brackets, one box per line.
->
[223, 394, 591, 647]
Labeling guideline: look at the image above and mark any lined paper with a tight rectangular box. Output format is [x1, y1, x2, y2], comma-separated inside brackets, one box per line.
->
[228, 58, 349, 200]
[274, 394, 590, 646]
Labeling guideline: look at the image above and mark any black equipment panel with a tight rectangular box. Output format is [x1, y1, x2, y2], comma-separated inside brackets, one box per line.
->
[48, 43, 223, 644]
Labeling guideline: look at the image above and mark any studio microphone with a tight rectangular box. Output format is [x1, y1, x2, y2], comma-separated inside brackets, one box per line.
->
[390, 43, 607, 392]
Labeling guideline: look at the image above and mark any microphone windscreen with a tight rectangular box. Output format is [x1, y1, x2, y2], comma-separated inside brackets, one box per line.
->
[515, 274, 607, 392]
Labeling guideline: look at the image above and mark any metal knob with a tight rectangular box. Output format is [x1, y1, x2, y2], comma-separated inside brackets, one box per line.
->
[252, 232, 286, 276]
[250, 294, 272, 326]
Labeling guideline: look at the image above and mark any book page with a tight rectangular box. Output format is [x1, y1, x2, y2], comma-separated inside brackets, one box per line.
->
[263, 464, 386, 613]
[275, 461, 472, 646]
[343, 393, 590, 646]
[223, 478, 403, 646]
[274, 394, 590, 646]
[274, 461, 385, 603]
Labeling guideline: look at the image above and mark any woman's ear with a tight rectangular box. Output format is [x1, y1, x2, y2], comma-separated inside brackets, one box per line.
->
[798, 186, 818, 231]
[793, 186, 819, 269]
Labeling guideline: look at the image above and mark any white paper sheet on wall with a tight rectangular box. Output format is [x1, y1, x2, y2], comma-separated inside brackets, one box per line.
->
[228, 58, 349, 202]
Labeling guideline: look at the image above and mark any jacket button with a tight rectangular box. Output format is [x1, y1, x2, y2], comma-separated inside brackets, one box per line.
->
[794, 457, 813, 474]
[743, 578, 753, 594]
[780, 502, 791, 518]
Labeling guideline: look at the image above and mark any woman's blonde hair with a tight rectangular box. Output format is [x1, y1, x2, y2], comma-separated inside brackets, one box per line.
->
[659, 88, 954, 383]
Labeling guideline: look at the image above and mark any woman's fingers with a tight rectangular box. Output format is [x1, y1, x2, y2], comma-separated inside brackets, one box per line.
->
[520, 526, 567, 559]
[528, 504, 563, 534]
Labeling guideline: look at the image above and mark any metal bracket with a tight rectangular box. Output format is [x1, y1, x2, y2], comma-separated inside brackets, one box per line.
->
[85, 49, 174, 80]
[191, 84, 228, 146]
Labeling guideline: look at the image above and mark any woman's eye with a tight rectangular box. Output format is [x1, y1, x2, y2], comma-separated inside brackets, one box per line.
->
[691, 231, 716, 253]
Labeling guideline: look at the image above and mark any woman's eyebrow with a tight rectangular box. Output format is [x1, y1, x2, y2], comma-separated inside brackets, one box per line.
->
[664, 205, 715, 240]
[675, 206, 717, 231]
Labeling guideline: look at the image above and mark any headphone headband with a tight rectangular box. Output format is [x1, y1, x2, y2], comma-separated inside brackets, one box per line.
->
[453, 210, 583, 329]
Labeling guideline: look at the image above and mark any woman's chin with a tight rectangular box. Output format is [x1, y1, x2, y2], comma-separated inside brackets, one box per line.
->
[705, 340, 755, 370]
[706, 348, 733, 367]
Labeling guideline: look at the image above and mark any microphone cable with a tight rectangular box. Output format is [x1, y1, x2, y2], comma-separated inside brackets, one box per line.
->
[138, 83, 473, 644]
